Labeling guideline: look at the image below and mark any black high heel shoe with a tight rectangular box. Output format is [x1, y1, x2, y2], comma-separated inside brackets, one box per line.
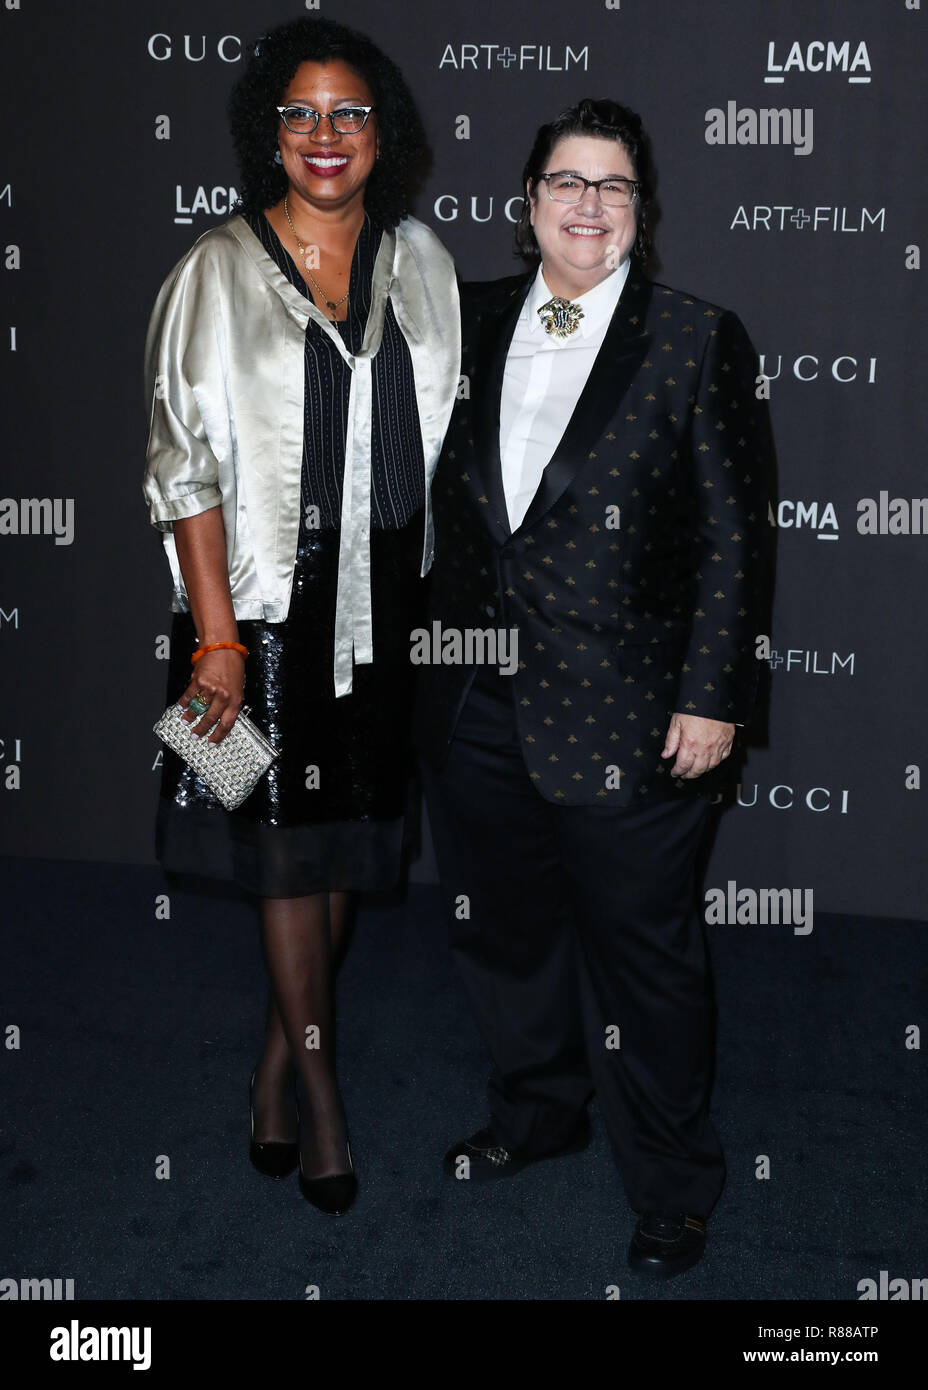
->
[296, 1106, 357, 1215]
[249, 1070, 299, 1179]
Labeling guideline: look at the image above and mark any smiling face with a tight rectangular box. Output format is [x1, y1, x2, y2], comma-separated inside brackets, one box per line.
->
[277, 59, 378, 217]
[528, 133, 639, 299]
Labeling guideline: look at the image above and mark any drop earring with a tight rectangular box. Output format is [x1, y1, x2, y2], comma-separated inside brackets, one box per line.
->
[274, 150, 283, 164]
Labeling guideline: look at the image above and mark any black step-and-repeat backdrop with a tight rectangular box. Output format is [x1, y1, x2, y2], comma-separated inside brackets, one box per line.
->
[1, 1, 925, 919]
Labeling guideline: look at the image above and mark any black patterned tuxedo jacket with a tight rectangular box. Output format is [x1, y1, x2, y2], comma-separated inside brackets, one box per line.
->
[414, 262, 774, 805]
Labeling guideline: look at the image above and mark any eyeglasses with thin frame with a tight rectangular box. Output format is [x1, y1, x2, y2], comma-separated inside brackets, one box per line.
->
[276, 105, 376, 135]
[538, 171, 639, 208]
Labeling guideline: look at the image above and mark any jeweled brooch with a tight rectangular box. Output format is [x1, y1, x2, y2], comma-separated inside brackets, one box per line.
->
[537, 296, 584, 339]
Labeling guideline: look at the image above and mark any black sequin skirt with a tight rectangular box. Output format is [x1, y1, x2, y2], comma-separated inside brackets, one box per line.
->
[155, 508, 426, 897]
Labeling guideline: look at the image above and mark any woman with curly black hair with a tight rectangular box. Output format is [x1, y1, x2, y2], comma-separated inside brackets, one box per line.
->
[142, 16, 460, 1215]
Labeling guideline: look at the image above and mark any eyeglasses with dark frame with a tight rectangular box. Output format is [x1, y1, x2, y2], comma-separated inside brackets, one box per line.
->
[538, 171, 640, 208]
[276, 105, 376, 135]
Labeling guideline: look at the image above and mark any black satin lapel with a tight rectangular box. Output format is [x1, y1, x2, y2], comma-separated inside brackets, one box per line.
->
[469, 278, 532, 540]
[516, 271, 654, 536]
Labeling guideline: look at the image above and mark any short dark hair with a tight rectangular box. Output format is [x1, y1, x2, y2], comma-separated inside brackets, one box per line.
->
[227, 16, 430, 229]
[514, 98, 655, 265]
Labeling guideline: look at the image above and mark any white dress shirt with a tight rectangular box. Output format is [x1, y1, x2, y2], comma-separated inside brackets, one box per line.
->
[499, 257, 631, 532]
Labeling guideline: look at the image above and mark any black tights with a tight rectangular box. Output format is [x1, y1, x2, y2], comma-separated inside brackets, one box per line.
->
[251, 891, 353, 1178]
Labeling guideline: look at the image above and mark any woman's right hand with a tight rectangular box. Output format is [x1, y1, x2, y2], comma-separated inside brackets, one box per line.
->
[178, 649, 246, 744]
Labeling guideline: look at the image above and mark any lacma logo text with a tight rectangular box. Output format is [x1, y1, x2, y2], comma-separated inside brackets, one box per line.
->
[765, 41, 872, 85]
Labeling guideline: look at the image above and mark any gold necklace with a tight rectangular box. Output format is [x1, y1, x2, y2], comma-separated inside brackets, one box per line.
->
[284, 194, 350, 321]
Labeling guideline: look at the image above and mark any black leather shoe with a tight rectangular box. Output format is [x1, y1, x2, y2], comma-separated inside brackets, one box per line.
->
[627, 1211, 707, 1277]
[442, 1121, 590, 1183]
[298, 1141, 357, 1216]
[249, 1071, 298, 1179]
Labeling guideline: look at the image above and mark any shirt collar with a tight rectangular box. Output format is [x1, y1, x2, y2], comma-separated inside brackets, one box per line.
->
[526, 257, 631, 340]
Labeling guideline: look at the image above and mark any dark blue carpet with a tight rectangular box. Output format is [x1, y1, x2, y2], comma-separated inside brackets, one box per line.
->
[2, 857, 925, 1301]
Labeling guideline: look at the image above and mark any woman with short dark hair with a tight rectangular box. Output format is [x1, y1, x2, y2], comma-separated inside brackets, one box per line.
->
[143, 15, 459, 1215]
[513, 98, 656, 264]
[416, 97, 772, 1278]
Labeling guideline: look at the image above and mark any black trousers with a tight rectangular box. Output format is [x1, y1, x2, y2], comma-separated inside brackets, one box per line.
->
[421, 664, 726, 1218]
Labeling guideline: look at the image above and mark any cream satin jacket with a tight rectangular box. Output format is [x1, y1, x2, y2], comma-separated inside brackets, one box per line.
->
[142, 212, 460, 693]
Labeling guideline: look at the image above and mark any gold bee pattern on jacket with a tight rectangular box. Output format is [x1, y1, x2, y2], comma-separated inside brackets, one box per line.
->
[414, 268, 775, 807]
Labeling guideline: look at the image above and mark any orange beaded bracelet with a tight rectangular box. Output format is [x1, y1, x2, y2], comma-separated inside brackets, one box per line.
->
[191, 641, 249, 664]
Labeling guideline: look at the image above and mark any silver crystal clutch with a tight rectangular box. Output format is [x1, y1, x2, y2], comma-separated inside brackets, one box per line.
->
[153, 701, 279, 811]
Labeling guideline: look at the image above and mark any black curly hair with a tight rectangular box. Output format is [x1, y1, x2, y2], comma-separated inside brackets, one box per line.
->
[227, 16, 430, 228]
[514, 99, 656, 265]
